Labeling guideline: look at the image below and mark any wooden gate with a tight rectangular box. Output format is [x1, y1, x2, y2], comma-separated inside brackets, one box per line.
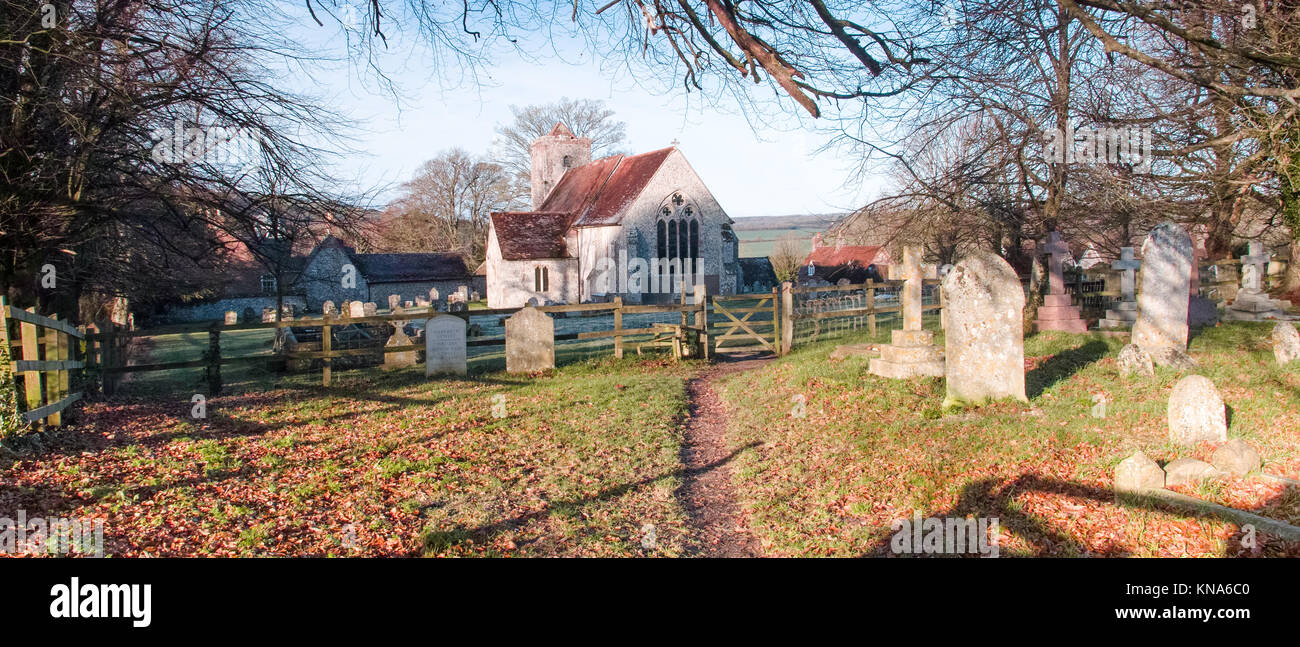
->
[0, 299, 84, 427]
[710, 290, 780, 354]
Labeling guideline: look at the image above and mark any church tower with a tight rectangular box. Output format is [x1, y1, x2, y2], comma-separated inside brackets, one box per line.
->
[529, 122, 592, 209]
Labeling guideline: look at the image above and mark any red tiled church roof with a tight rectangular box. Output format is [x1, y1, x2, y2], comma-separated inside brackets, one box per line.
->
[491, 147, 677, 260]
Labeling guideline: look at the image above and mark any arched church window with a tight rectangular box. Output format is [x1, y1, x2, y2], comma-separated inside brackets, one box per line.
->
[689, 220, 699, 260]
[668, 220, 678, 260]
[678, 219, 689, 261]
[656, 220, 666, 259]
[535, 266, 549, 293]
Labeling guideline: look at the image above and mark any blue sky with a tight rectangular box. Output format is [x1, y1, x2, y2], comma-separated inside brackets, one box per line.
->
[274, 5, 886, 219]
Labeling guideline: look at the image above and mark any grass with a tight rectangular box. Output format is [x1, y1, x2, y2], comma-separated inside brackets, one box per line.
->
[0, 353, 699, 557]
[715, 321, 1300, 557]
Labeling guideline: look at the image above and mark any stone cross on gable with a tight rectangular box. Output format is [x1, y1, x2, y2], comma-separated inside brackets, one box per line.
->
[902, 246, 923, 331]
[1043, 231, 1072, 295]
[1111, 247, 1141, 301]
[1240, 241, 1269, 293]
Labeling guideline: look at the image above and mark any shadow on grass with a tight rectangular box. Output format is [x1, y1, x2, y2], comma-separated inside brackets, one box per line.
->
[1026, 339, 1110, 399]
[421, 441, 762, 555]
[858, 474, 1297, 557]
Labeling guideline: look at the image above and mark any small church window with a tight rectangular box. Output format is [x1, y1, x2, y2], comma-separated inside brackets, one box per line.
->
[260, 274, 276, 294]
[668, 220, 678, 260]
[689, 220, 699, 260]
[535, 266, 549, 293]
[656, 220, 666, 259]
[562, 155, 573, 168]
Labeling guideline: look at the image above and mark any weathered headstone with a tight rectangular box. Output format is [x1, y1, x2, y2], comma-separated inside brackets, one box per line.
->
[1212, 439, 1261, 476]
[1164, 458, 1219, 487]
[1114, 451, 1165, 492]
[1034, 231, 1088, 333]
[261, 307, 276, 323]
[470, 291, 481, 302]
[362, 302, 378, 317]
[1078, 246, 1103, 269]
[1117, 343, 1154, 378]
[224, 311, 238, 325]
[505, 306, 555, 373]
[388, 294, 401, 311]
[322, 300, 337, 316]
[1099, 247, 1141, 329]
[1132, 223, 1193, 365]
[1273, 321, 1300, 365]
[349, 301, 366, 318]
[424, 314, 467, 376]
[1187, 237, 1219, 326]
[941, 251, 1027, 407]
[428, 287, 440, 302]
[383, 324, 419, 370]
[1167, 374, 1227, 445]
[1224, 241, 1288, 320]
[868, 246, 944, 379]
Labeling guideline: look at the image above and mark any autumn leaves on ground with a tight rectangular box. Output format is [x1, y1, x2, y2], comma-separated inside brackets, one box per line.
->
[2, 323, 1298, 557]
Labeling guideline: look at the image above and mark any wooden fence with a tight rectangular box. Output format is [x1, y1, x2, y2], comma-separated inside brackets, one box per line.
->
[0, 297, 84, 427]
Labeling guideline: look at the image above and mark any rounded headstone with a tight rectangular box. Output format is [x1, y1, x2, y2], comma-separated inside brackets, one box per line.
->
[941, 251, 1026, 407]
[1114, 451, 1165, 492]
[1164, 458, 1219, 487]
[1272, 321, 1300, 365]
[1212, 438, 1261, 476]
[1167, 375, 1227, 445]
[1132, 222, 1193, 353]
[1117, 343, 1154, 378]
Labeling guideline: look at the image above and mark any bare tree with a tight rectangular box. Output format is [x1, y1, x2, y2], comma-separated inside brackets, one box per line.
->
[380, 149, 520, 266]
[493, 98, 628, 179]
[769, 235, 803, 283]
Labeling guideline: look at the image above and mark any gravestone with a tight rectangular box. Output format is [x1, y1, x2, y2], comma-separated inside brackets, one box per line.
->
[1114, 451, 1165, 492]
[1117, 343, 1154, 378]
[1273, 321, 1300, 365]
[224, 311, 238, 325]
[1164, 458, 1219, 487]
[388, 294, 401, 311]
[1034, 231, 1088, 333]
[868, 246, 944, 378]
[1078, 247, 1103, 269]
[1187, 238, 1219, 326]
[470, 291, 481, 302]
[241, 307, 256, 323]
[322, 301, 337, 316]
[941, 251, 1027, 407]
[1212, 439, 1260, 476]
[428, 287, 440, 302]
[1224, 241, 1289, 320]
[403, 301, 414, 308]
[382, 323, 418, 370]
[362, 302, 378, 317]
[1167, 374, 1227, 445]
[424, 314, 467, 376]
[261, 307, 276, 323]
[1132, 222, 1193, 365]
[456, 286, 470, 301]
[280, 304, 294, 321]
[505, 307, 555, 373]
[349, 301, 366, 318]
[1099, 247, 1141, 329]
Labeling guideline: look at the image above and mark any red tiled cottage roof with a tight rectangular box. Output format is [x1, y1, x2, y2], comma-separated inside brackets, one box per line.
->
[801, 245, 887, 283]
[490, 212, 573, 260]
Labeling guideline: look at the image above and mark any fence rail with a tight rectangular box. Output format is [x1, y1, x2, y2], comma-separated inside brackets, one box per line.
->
[1, 297, 84, 427]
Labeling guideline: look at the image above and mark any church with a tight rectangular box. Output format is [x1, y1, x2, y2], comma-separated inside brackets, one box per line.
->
[485, 124, 743, 307]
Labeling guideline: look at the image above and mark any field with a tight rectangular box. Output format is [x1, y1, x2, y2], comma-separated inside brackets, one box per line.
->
[736, 227, 823, 258]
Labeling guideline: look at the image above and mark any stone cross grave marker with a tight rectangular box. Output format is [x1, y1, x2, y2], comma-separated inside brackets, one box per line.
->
[1240, 241, 1269, 293]
[868, 246, 944, 379]
[1034, 231, 1087, 333]
[424, 314, 467, 376]
[383, 323, 419, 370]
[1100, 247, 1141, 329]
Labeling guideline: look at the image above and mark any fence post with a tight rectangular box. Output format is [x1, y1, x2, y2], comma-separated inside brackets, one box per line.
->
[321, 313, 332, 387]
[46, 315, 62, 426]
[866, 281, 878, 338]
[780, 282, 793, 355]
[100, 320, 117, 397]
[612, 296, 623, 359]
[206, 323, 222, 396]
[694, 283, 708, 360]
[20, 307, 42, 416]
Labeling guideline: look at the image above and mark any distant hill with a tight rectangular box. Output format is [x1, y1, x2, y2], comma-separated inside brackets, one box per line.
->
[731, 213, 845, 231]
